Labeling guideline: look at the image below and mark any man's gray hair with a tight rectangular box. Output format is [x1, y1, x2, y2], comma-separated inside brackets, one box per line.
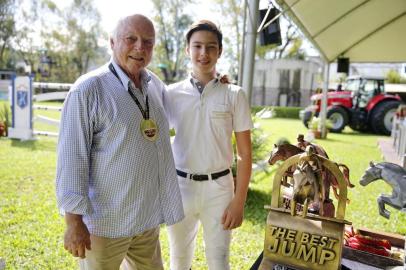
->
[110, 17, 127, 41]
[110, 14, 154, 41]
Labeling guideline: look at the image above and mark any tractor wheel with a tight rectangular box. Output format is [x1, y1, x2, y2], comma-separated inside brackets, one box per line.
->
[327, 106, 349, 133]
[370, 100, 400, 135]
[349, 109, 370, 132]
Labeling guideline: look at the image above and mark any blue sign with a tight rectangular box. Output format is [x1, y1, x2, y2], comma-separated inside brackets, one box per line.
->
[17, 91, 28, 109]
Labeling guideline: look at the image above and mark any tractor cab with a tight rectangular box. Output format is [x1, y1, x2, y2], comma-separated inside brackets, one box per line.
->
[346, 76, 385, 109]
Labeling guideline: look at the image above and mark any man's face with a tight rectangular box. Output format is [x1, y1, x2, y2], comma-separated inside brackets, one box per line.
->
[187, 30, 222, 75]
[111, 16, 155, 79]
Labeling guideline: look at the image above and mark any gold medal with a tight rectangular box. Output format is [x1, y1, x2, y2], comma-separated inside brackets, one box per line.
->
[140, 119, 158, 141]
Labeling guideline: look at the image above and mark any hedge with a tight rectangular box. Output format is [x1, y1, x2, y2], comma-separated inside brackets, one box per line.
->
[252, 106, 302, 119]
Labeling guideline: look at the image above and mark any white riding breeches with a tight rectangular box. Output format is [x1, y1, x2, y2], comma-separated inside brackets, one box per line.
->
[167, 174, 234, 270]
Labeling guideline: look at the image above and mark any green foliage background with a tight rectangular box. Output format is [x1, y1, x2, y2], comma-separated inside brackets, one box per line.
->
[386, 69, 406, 84]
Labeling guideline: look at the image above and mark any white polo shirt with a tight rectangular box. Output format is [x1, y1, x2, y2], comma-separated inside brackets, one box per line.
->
[165, 76, 253, 174]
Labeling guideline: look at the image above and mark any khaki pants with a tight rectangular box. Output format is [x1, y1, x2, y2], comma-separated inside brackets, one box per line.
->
[79, 227, 163, 270]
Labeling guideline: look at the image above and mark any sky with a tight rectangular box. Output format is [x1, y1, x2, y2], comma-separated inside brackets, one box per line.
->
[54, 0, 224, 34]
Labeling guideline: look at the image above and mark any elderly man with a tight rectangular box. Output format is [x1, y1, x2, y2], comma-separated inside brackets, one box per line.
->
[56, 14, 184, 270]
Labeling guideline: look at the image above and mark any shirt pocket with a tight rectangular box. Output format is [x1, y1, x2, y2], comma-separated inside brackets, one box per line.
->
[210, 104, 232, 118]
[209, 104, 233, 136]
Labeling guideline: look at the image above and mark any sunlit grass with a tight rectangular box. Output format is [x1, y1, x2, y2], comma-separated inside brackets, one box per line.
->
[0, 112, 405, 269]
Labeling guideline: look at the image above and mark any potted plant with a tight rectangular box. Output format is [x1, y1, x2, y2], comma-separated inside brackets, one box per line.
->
[308, 117, 332, 139]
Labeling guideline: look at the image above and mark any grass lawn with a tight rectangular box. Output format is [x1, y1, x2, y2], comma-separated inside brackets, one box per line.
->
[0, 103, 405, 269]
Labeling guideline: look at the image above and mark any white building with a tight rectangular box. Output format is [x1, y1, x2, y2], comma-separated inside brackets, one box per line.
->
[252, 58, 322, 107]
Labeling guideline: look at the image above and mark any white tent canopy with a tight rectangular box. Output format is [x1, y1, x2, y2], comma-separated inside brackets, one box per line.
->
[274, 0, 406, 63]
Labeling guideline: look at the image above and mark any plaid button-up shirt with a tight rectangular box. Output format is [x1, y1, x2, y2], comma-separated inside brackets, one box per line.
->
[56, 60, 184, 238]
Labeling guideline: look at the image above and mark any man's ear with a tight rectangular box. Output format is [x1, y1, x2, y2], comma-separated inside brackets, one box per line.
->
[110, 38, 115, 49]
[218, 47, 223, 58]
[185, 45, 190, 56]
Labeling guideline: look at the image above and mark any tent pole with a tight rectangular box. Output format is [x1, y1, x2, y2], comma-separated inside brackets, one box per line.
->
[242, 0, 259, 105]
[238, 0, 247, 87]
[319, 62, 330, 138]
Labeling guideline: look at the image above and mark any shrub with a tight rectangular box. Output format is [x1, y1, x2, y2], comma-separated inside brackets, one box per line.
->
[0, 102, 11, 136]
[231, 116, 269, 176]
[251, 116, 270, 164]
[386, 69, 406, 84]
[252, 106, 302, 119]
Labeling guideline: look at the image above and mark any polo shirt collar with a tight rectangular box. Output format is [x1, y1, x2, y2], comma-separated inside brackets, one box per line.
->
[189, 73, 221, 93]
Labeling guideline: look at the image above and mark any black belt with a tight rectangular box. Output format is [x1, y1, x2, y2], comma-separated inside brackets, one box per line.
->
[176, 169, 230, 181]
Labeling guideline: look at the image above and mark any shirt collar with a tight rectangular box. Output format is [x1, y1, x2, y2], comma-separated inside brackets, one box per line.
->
[188, 73, 221, 93]
[110, 58, 151, 93]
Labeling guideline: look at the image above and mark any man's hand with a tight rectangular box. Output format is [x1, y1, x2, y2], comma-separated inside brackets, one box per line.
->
[64, 213, 91, 258]
[221, 197, 245, 230]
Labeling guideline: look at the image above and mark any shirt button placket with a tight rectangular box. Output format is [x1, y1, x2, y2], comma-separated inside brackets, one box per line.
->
[200, 94, 205, 118]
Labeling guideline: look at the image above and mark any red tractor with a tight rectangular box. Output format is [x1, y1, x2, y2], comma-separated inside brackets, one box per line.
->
[300, 76, 402, 135]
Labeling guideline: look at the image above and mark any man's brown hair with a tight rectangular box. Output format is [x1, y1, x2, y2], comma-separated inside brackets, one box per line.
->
[185, 20, 223, 50]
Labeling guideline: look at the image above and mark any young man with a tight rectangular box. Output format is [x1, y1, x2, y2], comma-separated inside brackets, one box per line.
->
[165, 20, 253, 270]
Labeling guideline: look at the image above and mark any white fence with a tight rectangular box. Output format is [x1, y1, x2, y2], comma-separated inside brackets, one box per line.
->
[32, 89, 69, 137]
[8, 76, 71, 140]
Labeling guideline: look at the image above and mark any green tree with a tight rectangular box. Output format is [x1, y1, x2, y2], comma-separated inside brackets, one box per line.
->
[4, 0, 107, 82]
[211, 0, 305, 77]
[39, 0, 108, 82]
[386, 69, 406, 84]
[12, 0, 43, 75]
[151, 0, 193, 83]
[211, 0, 243, 78]
[65, 0, 107, 75]
[256, 19, 304, 60]
[0, 0, 17, 68]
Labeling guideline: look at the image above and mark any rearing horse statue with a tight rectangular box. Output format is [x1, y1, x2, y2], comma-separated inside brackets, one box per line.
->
[359, 161, 406, 219]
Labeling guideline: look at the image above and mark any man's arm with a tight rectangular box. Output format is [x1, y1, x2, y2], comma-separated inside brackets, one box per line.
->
[64, 213, 91, 258]
[56, 87, 94, 258]
[222, 130, 252, 230]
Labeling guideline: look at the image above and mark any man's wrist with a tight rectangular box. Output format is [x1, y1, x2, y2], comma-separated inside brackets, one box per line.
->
[65, 212, 84, 227]
[233, 194, 247, 205]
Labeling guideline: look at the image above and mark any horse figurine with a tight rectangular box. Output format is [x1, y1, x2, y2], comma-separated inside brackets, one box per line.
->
[359, 161, 406, 219]
[292, 161, 322, 217]
[269, 143, 302, 187]
[268, 143, 326, 187]
[268, 143, 354, 202]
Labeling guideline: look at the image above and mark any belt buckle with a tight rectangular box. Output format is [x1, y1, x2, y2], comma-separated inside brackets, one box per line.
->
[190, 174, 208, 181]
[189, 174, 194, 180]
